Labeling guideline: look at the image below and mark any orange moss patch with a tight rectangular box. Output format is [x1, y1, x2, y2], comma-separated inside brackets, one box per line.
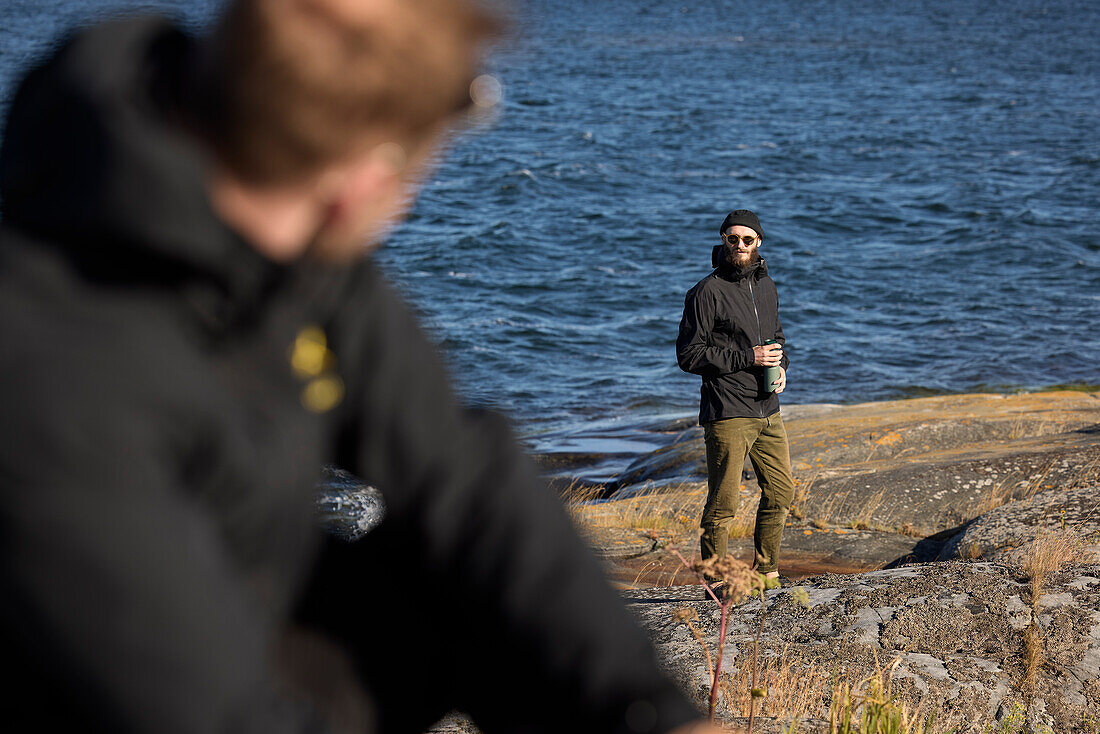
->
[873, 430, 903, 446]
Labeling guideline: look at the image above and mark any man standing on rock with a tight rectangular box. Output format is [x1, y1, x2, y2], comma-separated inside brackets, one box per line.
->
[0, 1, 723, 733]
[676, 210, 796, 587]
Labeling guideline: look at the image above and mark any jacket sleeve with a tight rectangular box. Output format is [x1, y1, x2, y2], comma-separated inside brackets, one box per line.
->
[332, 266, 699, 734]
[676, 284, 753, 377]
[0, 388, 330, 733]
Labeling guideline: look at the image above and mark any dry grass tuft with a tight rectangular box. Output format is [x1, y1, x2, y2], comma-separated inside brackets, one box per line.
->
[969, 461, 1055, 520]
[1008, 415, 1059, 440]
[712, 653, 967, 733]
[1019, 527, 1087, 600]
[792, 478, 893, 533]
[719, 645, 831, 721]
[566, 480, 764, 540]
[1016, 526, 1091, 694]
[1068, 455, 1100, 490]
[852, 487, 890, 531]
[788, 471, 820, 521]
[828, 659, 964, 734]
[724, 511, 761, 541]
[897, 522, 923, 538]
[565, 481, 704, 531]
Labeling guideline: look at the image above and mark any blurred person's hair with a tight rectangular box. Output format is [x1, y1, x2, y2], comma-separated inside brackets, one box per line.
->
[193, 0, 501, 185]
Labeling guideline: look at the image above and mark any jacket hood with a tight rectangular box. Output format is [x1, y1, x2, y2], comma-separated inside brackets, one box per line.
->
[0, 16, 283, 306]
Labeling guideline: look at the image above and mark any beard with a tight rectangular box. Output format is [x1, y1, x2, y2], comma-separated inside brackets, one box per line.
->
[723, 244, 761, 272]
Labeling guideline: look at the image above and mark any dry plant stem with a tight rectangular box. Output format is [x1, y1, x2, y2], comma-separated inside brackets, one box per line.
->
[747, 606, 765, 733]
[1022, 620, 1041, 694]
[667, 546, 731, 722]
[632, 559, 661, 587]
[711, 596, 734, 722]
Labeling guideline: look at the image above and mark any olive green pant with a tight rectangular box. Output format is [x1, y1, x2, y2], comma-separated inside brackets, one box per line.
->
[701, 412, 795, 574]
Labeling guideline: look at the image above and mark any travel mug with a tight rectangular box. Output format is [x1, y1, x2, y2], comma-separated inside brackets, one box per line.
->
[763, 339, 781, 392]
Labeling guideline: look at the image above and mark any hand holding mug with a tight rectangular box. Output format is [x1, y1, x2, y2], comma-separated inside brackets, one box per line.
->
[752, 342, 783, 367]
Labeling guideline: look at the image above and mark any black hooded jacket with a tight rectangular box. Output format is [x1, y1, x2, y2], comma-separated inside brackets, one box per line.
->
[0, 17, 698, 734]
[676, 250, 789, 424]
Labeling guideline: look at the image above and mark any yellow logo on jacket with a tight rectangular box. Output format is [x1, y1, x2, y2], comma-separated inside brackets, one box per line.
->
[289, 325, 344, 413]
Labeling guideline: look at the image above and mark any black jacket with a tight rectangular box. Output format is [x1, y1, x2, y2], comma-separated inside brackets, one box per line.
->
[0, 18, 697, 734]
[676, 254, 789, 424]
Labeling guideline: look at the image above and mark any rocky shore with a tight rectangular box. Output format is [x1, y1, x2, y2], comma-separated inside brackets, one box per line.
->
[548, 390, 1100, 732]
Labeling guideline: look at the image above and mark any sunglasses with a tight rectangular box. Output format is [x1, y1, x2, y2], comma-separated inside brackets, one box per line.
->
[722, 233, 758, 246]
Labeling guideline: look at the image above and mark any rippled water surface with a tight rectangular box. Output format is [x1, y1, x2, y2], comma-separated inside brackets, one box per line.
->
[3, 0, 1098, 440]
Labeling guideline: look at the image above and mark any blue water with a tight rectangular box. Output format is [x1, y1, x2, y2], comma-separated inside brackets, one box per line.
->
[3, 0, 1099, 440]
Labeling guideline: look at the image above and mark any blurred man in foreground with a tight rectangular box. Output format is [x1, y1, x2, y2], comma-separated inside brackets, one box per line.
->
[0, 1, 719, 732]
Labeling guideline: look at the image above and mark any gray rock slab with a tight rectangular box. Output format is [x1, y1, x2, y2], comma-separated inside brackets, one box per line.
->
[938, 484, 1100, 563]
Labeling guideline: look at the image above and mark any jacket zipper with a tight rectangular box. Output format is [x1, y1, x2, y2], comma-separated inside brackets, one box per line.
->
[747, 277, 765, 417]
[748, 278, 762, 344]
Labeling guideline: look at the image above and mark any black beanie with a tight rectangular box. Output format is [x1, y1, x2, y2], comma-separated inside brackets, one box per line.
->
[719, 209, 764, 238]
